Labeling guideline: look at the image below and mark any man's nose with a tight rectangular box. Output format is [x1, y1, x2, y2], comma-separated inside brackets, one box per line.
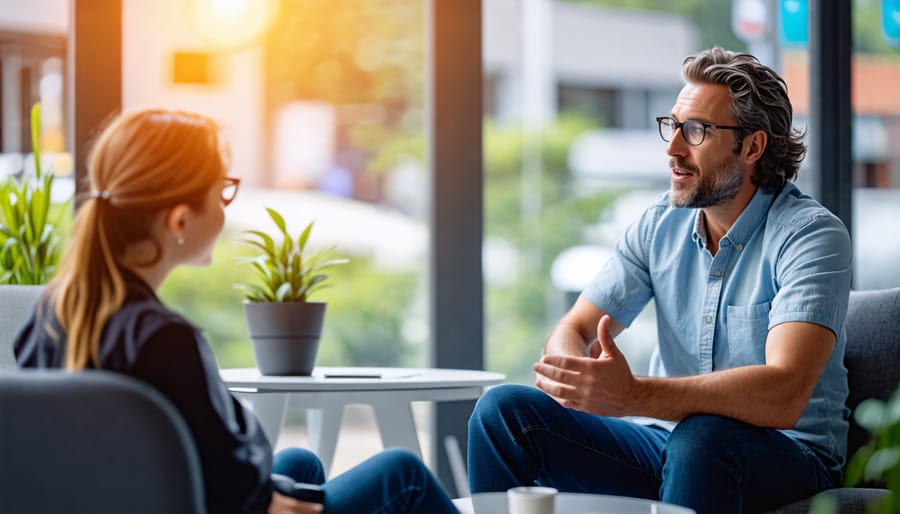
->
[666, 128, 688, 157]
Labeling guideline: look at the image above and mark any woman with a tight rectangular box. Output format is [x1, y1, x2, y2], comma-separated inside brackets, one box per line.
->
[14, 108, 459, 514]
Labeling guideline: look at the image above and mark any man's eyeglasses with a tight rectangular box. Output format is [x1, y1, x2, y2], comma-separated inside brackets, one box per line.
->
[222, 177, 241, 207]
[656, 116, 747, 146]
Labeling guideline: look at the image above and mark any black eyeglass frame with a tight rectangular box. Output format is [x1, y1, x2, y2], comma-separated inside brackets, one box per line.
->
[222, 177, 241, 207]
[655, 116, 748, 146]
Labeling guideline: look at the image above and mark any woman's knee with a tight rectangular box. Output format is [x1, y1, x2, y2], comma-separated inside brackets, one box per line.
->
[376, 447, 427, 471]
[273, 447, 326, 484]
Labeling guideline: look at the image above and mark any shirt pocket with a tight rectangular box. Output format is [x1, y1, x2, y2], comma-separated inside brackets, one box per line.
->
[725, 302, 771, 367]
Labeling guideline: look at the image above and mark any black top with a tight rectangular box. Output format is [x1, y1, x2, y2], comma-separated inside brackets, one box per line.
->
[14, 270, 273, 514]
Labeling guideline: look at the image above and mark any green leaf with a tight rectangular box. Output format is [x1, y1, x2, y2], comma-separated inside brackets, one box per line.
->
[845, 445, 872, 486]
[0, 101, 68, 285]
[855, 399, 887, 431]
[233, 283, 274, 302]
[298, 220, 314, 251]
[865, 448, 900, 480]
[243, 230, 276, 256]
[267, 207, 288, 237]
[274, 282, 292, 302]
[233, 206, 348, 302]
[31, 102, 42, 180]
[806, 493, 838, 514]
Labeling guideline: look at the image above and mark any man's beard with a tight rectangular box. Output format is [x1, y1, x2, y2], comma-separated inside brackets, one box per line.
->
[670, 155, 744, 208]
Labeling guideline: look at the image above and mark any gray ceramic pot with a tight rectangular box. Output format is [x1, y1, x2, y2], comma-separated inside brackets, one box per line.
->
[243, 301, 326, 376]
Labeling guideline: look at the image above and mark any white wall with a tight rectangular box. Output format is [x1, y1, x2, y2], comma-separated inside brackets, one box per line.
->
[0, 0, 265, 185]
[122, 0, 264, 185]
[0, 0, 68, 35]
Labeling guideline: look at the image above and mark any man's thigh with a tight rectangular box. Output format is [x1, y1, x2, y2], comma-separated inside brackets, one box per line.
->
[471, 384, 669, 498]
[662, 414, 833, 513]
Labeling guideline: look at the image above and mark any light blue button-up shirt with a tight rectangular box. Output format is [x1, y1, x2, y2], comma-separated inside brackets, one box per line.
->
[583, 182, 852, 475]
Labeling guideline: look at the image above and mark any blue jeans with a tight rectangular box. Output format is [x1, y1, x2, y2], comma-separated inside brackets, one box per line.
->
[468, 384, 835, 514]
[273, 447, 458, 514]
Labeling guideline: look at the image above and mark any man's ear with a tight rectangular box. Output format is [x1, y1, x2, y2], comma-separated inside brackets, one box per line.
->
[742, 129, 767, 166]
[165, 204, 191, 240]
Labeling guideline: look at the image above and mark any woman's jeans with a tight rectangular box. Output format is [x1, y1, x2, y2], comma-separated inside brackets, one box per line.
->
[468, 385, 835, 514]
[273, 447, 458, 514]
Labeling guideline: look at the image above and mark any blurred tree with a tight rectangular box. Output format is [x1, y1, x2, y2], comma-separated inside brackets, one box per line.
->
[484, 113, 621, 383]
[315, 258, 421, 368]
[854, 0, 900, 55]
[263, 0, 425, 188]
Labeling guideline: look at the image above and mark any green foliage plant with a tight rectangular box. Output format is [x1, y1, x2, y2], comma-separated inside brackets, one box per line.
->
[0, 102, 71, 284]
[844, 386, 900, 514]
[235, 207, 348, 302]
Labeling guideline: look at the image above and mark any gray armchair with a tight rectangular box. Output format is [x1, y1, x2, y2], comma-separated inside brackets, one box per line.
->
[768, 287, 899, 514]
[0, 369, 206, 514]
[0, 285, 45, 369]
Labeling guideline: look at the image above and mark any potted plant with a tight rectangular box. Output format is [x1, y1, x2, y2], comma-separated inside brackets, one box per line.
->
[235, 207, 348, 375]
[0, 102, 70, 285]
[0, 102, 70, 369]
[843, 387, 900, 514]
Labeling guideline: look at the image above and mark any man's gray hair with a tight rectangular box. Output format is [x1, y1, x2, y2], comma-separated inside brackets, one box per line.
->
[682, 47, 806, 191]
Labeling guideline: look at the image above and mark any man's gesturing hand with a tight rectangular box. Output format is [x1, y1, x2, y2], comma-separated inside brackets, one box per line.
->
[533, 315, 638, 416]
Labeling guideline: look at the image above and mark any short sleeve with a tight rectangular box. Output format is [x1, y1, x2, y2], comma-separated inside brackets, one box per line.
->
[582, 201, 661, 327]
[770, 213, 853, 334]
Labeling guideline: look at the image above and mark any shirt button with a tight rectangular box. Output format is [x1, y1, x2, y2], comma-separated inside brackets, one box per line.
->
[704, 314, 713, 323]
[714, 269, 723, 277]
[736, 243, 744, 251]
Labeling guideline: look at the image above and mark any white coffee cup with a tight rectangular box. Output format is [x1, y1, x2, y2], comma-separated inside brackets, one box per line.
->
[507, 486, 557, 514]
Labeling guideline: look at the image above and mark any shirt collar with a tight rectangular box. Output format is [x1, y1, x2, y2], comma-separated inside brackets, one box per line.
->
[119, 266, 161, 303]
[690, 185, 781, 251]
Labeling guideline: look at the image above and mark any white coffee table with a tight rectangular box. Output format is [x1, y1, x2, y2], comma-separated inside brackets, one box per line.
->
[454, 492, 695, 514]
[221, 366, 505, 478]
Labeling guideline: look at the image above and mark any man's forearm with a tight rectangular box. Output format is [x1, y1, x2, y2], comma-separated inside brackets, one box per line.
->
[631, 322, 833, 428]
[632, 365, 813, 429]
[543, 322, 591, 357]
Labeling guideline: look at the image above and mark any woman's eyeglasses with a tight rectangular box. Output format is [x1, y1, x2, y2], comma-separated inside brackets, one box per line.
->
[222, 177, 241, 207]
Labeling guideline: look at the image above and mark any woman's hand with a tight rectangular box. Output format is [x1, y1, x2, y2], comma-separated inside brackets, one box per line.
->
[268, 492, 324, 514]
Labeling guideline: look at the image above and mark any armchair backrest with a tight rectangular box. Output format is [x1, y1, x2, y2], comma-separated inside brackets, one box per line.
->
[0, 285, 45, 369]
[0, 369, 206, 514]
[843, 287, 900, 459]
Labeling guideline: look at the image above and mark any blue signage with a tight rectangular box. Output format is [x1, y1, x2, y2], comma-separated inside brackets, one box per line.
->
[781, 0, 809, 46]
[885, 0, 900, 46]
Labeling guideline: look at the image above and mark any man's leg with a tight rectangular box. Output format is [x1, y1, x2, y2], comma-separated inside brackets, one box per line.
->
[661, 414, 834, 514]
[468, 384, 669, 499]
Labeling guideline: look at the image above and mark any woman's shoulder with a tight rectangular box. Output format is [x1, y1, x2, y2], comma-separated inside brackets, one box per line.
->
[100, 299, 201, 368]
[115, 298, 194, 332]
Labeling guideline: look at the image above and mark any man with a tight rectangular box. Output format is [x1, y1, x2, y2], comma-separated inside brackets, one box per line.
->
[468, 47, 852, 514]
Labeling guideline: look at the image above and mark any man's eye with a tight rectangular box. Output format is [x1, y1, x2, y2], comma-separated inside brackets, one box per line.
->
[686, 123, 704, 138]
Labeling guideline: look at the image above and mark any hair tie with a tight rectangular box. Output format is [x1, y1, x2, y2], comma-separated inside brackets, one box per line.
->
[90, 190, 112, 202]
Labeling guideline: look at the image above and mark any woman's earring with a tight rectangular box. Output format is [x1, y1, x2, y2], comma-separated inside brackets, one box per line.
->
[177, 236, 185, 246]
